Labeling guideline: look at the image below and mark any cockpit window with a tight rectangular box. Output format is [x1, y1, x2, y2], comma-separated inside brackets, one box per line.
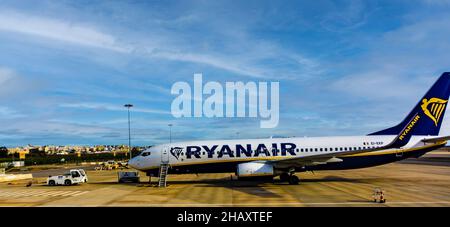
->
[142, 152, 151, 157]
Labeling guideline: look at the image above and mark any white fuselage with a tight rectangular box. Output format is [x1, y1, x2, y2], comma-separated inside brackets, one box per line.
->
[128, 135, 434, 172]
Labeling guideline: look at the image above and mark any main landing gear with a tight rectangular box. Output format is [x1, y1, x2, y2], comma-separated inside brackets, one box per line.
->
[279, 172, 300, 185]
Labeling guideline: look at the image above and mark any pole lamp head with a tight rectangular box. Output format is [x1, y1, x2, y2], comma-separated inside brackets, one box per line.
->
[124, 104, 133, 108]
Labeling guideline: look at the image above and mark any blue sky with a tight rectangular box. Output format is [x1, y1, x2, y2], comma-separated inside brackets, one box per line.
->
[1, 0, 450, 147]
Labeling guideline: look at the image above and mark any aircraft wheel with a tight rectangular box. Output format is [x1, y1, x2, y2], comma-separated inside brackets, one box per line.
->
[288, 175, 300, 185]
[280, 173, 290, 182]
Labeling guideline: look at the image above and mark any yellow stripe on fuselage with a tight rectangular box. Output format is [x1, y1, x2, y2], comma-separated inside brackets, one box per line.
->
[342, 142, 446, 157]
[171, 156, 286, 167]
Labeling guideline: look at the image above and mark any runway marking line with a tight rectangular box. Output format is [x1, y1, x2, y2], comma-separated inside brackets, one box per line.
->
[126, 201, 450, 206]
[0, 190, 88, 198]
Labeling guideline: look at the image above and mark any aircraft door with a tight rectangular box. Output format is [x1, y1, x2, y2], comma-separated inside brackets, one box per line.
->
[161, 146, 170, 163]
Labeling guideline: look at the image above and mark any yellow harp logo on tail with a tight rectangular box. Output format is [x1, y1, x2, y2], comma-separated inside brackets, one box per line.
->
[421, 98, 448, 126]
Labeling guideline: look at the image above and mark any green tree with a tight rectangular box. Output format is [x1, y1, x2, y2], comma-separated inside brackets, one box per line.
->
[0, 147, 8, 158]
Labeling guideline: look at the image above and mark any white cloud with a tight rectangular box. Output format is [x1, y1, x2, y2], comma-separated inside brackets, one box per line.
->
[422, 0, 450, 5]
[329, 71, 427, 99]
[0, 106, 25, 119]
[152, 51, 268, 78]
[329, 14, 450, 99]
[0, 10, 130, 53]
[0, 10, 320, 80]
[59, 102, 170, 114]
[0, 66, 38, 99]
[0, 67, 15, 85]
[320, 0, 370, 32]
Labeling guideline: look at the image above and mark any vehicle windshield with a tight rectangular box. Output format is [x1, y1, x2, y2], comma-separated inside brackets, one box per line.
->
[71, 171, 80, 177]
[79, 170, 86, 176]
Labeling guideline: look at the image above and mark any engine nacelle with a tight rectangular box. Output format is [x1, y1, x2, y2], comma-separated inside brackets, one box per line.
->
[236, 162, 274, 178]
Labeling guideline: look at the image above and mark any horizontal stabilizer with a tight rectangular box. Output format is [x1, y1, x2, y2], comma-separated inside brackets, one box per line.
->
[421, 136, 450, 143]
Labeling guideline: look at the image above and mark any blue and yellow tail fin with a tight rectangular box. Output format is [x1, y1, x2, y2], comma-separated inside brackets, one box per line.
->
[369, 72, 450, 141]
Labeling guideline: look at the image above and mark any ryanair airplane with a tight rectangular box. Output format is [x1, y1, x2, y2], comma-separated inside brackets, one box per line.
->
[129, 72, 450, 184]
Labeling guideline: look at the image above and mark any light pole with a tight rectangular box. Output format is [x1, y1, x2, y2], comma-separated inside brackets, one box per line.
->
[124, 104, 133, 160]
[168, 124, 173, 143]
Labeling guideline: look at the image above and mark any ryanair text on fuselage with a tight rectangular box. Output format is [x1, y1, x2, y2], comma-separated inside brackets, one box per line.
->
[174, 143, 298, 159]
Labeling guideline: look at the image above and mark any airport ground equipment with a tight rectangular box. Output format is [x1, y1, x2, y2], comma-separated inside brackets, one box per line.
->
[118, 171, 140, 183]
[118, 161, 129, 169]
[372, 188, 386, 203]
[158, 163, 169, 187]
[96, 160, 120, 170]
[47, 169, 88, 186]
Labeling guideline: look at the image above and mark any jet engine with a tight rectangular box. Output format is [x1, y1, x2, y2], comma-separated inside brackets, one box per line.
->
[236, 162, 274, 178]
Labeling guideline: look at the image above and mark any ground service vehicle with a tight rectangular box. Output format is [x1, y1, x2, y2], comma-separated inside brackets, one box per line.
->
[373, 188, 386, 203]
[118, 171, 140, 183]
[47, 169, 88, 186]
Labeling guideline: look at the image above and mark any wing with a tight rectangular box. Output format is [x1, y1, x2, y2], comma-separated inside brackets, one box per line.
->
[421, 135, 450, 143]
[269, 146, 389, 169]
[268, 123, 424, 169]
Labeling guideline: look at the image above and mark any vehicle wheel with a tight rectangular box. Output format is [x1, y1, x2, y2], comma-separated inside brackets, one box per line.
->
[288, 175, 300, 185]
[280, 173, 289, 182]
[48, 180, 56, 186]
[64, 180, 72, 186]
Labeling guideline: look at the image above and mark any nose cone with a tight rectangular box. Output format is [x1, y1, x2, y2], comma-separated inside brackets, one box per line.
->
[128, 157, 139, 169]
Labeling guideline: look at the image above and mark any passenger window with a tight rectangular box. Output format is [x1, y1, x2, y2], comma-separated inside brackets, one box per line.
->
[320, 148, 323, 152]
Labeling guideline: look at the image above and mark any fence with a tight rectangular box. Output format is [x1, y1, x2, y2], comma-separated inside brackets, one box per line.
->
[0, 151, 139, 166]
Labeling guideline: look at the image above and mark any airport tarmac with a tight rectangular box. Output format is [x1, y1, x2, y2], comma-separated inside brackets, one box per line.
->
[0, 152, 449, 207]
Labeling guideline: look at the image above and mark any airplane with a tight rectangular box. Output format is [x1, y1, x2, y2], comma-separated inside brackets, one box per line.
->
[128, 72, 450, 184]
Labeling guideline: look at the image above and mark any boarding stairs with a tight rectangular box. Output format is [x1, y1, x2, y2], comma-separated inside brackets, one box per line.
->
[158, 163, 169, 187]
